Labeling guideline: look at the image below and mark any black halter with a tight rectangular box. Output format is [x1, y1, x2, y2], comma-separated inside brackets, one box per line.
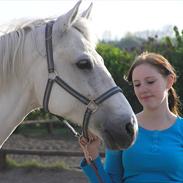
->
[43, 21, 123, 140]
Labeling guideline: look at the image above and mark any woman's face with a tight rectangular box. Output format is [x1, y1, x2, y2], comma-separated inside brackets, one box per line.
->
[132, 63, 170, 110]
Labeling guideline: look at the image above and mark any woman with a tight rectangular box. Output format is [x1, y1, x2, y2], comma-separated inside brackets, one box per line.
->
[79, 52, 183, 183]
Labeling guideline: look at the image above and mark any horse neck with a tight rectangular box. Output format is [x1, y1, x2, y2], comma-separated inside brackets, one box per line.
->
[0, 24, 46, 147]
[0, 77, 38, 148]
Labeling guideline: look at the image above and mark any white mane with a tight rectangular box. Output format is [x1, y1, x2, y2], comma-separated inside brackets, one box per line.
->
[0, 19, 46, 88]
[0, 16, 97, 88]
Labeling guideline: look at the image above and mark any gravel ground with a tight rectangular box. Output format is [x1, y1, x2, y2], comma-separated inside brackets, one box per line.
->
[0, 134, 89, 183]
[0, 168, 87, 183]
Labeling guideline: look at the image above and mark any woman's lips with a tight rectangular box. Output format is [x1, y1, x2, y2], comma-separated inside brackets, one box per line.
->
[140, 96, 152, 100]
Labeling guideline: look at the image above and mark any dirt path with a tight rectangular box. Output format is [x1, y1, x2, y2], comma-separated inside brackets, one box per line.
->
[0, 168, 87, 183]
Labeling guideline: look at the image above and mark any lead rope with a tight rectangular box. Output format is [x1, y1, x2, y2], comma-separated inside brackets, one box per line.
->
[58, 117, 105, 182]
[56, 115, 81, 138]
[80, 138, 106, 183]
[60, 117, 113, 183]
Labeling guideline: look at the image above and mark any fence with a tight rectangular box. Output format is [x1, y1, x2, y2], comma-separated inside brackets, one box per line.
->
[0, 119, 105, 170]
[21, 119, 62, 135]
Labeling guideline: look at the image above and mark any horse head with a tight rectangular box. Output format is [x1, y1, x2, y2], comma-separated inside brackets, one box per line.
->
[25, 1, 138, 150]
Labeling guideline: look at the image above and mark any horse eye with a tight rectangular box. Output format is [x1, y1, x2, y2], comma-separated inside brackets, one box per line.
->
[76, 59, 92, 70]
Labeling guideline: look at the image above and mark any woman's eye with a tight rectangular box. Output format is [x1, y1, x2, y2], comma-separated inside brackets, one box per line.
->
[147, 80, 155, 84]
[76, 59, 92, 70]
[134, 83, 140, 87]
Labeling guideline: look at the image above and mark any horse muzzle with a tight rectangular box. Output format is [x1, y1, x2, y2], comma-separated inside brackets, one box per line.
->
[101, 115, 138, 150]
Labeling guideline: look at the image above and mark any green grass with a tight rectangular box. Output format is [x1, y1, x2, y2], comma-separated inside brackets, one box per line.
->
[6, 157, 69, 170]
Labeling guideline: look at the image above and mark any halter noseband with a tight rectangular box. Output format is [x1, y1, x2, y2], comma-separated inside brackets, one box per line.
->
[43, 21, 123, 140]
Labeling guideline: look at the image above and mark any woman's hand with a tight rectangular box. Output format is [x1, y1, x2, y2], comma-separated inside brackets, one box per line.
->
[79, 131, 101, 164]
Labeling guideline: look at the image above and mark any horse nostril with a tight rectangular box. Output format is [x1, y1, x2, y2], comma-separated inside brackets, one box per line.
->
[125, 122, 134, 136]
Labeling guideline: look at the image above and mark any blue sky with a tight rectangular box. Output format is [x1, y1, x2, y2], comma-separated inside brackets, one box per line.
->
[0, 0, 183, 40]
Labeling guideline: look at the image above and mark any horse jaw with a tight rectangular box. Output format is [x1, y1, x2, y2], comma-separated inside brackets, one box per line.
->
[89, 95, 138, 150]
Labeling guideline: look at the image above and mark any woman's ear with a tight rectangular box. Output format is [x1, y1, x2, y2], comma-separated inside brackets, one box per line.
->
[167, 74, 175, 90]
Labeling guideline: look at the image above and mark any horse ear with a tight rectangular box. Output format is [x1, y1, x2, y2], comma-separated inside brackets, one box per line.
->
[56, 0, 82, 33]
[81, 3, 93, 19]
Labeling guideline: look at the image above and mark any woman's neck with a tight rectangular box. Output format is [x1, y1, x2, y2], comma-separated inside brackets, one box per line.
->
[137, 104, 177, 130]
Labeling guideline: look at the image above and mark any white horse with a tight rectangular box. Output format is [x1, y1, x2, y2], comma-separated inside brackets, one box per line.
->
[0, 1, 138, 150]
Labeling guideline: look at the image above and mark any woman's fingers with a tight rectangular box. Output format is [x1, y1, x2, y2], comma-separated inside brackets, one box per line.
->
[79, 132, 101, 163]
[79, 136, 89, 147]
[88, 131, 98, 140]
[79, 131, 101, 151]
[79, 131, 96, 143]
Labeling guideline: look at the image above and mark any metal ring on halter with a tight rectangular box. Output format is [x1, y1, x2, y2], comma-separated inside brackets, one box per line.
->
[86, 100, 98, 113]
[48, 70, 58, 80]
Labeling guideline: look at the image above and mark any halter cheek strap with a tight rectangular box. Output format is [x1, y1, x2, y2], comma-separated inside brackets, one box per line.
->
[43, 21, 123, 140]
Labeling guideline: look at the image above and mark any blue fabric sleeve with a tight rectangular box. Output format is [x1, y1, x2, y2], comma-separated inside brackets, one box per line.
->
[80, 149, 123, 183]
[80, 156, 113, 183]
[104, 149, 123, 182]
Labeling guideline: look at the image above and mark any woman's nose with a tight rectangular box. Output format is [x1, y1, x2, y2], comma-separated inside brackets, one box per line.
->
[138, 84, 149, 93]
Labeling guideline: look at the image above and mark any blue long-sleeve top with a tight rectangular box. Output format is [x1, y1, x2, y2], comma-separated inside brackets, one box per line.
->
[80, 116, 183, 183]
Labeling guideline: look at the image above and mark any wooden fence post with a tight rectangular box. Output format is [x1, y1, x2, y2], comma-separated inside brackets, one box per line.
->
[0, 150, 6, 170]
[46, 123, 54, 135]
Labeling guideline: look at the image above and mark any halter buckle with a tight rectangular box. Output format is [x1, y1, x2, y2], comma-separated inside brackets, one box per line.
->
[87, 100, 98, 113]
